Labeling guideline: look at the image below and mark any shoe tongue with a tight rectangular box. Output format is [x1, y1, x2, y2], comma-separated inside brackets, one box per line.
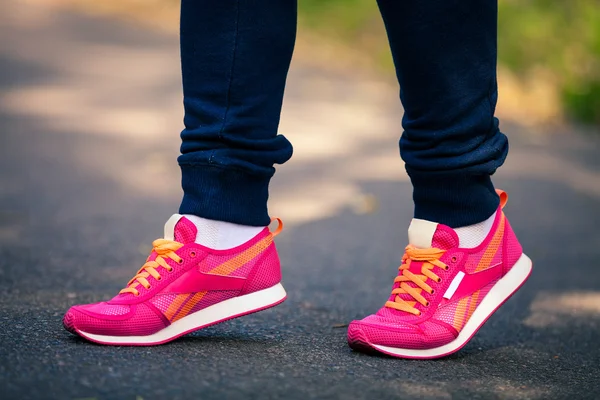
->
[408, 218, 458, 250]
[387, 219, 459, 312]
[164, 214, 197, 244]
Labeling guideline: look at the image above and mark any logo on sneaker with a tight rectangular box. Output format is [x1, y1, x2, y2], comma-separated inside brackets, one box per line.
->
[164, 233, 276, 294]
[164, 269, 247, 293]
[444, 262, 503, 302]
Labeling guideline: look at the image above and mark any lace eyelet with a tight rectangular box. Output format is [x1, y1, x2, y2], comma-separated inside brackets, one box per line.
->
[451, 257, 458, 263]
[425, 301, 430, 307]
[167, 268, 173, 273]
[134, 293, 140, 297]
[190, 251, 197, 258]
[431, 289, 435, 294]
[417, 311, 422, 316]
[444, 265, 450, 270]
[437, 278, 442, 283]
[156, 277, 162, 281]
[145, 285, 151, 290]
[178, 259, 184, 264]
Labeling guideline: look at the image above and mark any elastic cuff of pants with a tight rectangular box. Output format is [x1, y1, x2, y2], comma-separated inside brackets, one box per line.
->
[408, 170, 499, 228]
[179, 164, 271, 227]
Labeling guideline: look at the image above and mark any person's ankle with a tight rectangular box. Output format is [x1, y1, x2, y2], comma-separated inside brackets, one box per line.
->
[453, 210, 496, 248]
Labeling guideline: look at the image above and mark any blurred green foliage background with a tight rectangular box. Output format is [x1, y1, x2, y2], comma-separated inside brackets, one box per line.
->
[299, 0, 600, 126]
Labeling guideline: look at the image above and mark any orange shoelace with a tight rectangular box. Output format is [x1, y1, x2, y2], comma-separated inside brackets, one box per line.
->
[120, 239, 184, 296]
[385, 245, 448, 316]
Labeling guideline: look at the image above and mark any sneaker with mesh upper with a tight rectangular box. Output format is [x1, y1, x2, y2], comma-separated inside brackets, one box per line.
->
[347, 190, 532, 359]
[63, 215, 287, 345]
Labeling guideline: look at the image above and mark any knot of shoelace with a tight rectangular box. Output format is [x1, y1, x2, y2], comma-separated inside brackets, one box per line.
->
[385, 245, 448, 316]
[120, 239, 184, 296]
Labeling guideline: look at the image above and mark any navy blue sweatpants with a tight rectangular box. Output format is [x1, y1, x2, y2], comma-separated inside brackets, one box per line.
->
[178, 0, 506, 228]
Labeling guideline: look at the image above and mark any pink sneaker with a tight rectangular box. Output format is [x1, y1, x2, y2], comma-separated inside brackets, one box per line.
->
[347, 190, 532, 359]
[63, 215, 287, 345]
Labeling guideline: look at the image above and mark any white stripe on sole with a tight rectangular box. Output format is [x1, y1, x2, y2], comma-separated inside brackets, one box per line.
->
[78, 283, 287, 345]
[372, 253, 533, 358]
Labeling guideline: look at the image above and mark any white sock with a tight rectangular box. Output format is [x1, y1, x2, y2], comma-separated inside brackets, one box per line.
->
[454, 210, 497, 248]
[183, 215, 265, 250]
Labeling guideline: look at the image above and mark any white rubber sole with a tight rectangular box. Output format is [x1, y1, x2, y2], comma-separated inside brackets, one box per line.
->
[77, 283, 287, 346]
[372, 253, 533, 359]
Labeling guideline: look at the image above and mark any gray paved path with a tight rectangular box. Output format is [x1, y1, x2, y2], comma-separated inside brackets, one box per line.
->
[1, 3, 600, 400]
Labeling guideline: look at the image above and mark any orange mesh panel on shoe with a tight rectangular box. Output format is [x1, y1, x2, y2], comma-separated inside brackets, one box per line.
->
[171, 291, 207, 322]
[208, 236, 273, 276]
[433, 278, 499, 332]
[198, 237, 273, 278]
[463, 215, 505, 274]
[164, 294, 191, 320]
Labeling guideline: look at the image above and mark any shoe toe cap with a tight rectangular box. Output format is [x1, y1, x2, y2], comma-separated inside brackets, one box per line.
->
[62, 303, 164, 337]
[62, 309, 77, 334]
[348, 317, 457, 350]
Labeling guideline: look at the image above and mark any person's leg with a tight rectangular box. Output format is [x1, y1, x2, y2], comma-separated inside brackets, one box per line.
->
[378, 0, 506, 228]
[347, 0, 532, 359]
[63, 0, 296, 345]
[179, 0, 297, 227]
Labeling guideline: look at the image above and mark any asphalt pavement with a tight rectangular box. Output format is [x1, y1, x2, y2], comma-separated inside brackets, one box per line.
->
[1, 3, 600, 400]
